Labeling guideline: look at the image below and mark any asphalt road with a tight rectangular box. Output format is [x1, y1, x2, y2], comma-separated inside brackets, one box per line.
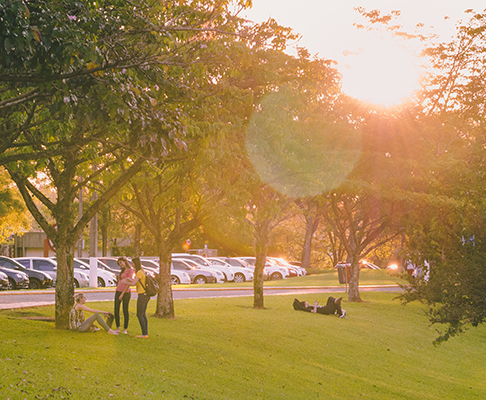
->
[0, 285, 402, 310]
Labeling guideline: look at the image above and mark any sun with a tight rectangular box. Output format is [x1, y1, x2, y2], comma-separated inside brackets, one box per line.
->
[340, 39, 420, 106]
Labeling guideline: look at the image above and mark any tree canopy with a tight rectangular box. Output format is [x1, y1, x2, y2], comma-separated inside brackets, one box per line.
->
[0, 0, 295, 328]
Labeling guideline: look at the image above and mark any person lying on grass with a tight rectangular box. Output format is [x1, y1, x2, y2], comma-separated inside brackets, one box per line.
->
[293, 296, 347, 318]
[69, 293, 118, 334]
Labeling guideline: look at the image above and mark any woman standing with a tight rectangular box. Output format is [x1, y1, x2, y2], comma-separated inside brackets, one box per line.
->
[69, 293, 118, 334]
[123, 257, 149, 338]
[114, 257, 135, 334]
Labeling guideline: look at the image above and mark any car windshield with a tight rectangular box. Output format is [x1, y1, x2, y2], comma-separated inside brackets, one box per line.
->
[16, 259, 29, 268]
[0, 258, 22, 270]
[74, 261, 88, 269]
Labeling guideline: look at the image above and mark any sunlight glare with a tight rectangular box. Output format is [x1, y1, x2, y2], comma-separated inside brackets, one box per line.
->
[340, 40, 419, 106]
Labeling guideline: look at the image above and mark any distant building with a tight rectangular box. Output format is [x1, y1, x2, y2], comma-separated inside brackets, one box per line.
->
[14, 232, 47, 257]
[12, 232, 113, 258]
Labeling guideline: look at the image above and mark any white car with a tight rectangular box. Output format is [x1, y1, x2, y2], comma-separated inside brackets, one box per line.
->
[172, 259, 218, 284]
[268, 257, 307, 276]
[172, 254, 226, 283]
[236, 257, 289, 280]
[73, 259, 117, 287]
[208, 257, 253, 283]
[188, 257, 235, 282]
[15, 257, 89, 288]
[218, 257, 260, 281]
[170, 269, 191, 285]
[140, 258, 191, 285]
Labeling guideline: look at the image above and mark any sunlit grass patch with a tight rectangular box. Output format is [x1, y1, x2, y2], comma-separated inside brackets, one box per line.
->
[1, 292, 485, 399]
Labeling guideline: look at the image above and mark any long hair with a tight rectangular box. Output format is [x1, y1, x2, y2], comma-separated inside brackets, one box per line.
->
[117, 257, 130, 273]
[132, 257, 142, 272]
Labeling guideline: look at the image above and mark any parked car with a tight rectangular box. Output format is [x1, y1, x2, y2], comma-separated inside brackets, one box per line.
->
[171, 259, 217, 284]
[139, 259, 160, 274]
[0, 256, 53, 289]
[268, 257, 307, 276]
[72, 259, 117, 287]
[0, 270, 11, 290]
[288, 261, 302, 267]
[236, 257, 289, 280]
[0, 262, 30, 290]
[97, 257, 122, 273]
[15, 257, 89, 288]
[186, 257, 234, 282]
[360, 261, 381, 270]
[333, 261, 381, 270]
[220, 257, 265, 281]
[140, 258, 191, 285]
[170, 269, 191, 285]
[266, 257, 299, 277]
[209, 257, 254, 283]
[172, 254, 226, 283]
[190, 257, 234, 282]
[79, 258, 119, 275]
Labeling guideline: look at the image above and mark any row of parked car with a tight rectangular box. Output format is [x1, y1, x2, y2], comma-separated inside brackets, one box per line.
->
[100, 254, 305, 285]
[0, 254, 305, 290]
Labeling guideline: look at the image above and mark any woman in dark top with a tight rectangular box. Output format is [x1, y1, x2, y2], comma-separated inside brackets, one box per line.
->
[298, 296, 346, 318]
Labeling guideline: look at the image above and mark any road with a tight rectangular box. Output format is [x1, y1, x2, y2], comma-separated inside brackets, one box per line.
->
[0, 285, 402, 310]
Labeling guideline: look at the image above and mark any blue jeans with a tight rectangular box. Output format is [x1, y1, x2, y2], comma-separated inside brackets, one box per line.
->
[137, 293, 149, 336]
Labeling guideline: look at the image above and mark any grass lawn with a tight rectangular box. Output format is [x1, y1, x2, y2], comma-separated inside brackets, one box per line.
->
[45, 269, 407, 292]
[1, 291, 485, 399]
[193, 269, 408, 289]
[264, 269, 407, 287]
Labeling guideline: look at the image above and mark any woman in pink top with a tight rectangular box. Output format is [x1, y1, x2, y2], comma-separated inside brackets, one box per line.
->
[113, 257, 135, 334]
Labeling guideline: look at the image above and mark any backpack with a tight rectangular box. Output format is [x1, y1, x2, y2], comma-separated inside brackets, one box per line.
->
[140, 272, 159, 297]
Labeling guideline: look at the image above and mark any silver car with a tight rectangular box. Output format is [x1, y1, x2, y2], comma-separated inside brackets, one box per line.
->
[15, 257, 89, 288]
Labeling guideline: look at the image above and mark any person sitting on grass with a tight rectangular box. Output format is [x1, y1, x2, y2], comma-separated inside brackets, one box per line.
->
[293, 296, 346, 318]
[69, 293, 118, 334]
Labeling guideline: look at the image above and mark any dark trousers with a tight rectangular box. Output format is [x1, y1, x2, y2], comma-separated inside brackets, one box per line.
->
[316, 296, 343, 315]
[137, 293, 150, 336]
[114, 291, 131, 329]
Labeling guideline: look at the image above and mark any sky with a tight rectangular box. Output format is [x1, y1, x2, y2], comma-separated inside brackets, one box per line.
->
[242, 1, 486, 63]
[242, 1, 486, 105]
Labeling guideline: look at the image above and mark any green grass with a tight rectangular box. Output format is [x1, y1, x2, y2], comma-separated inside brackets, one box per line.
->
[199, 269, 408, 289]
[16, 269, 407, 292]
[1, 291, 485, 399]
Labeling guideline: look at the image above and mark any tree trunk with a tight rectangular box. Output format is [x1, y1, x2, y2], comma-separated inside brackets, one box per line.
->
[348, 257, 362, 302]
[155, 245, 175, 318]
[101, 208, 109, 257]
[54, 240, 75, 329]
[301, 212, 319, 268]
[253, 221, 270, 309]
[134, 223, 142, 257]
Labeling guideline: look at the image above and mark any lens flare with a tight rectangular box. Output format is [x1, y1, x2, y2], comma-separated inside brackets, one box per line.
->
[246, 90, 361, 198]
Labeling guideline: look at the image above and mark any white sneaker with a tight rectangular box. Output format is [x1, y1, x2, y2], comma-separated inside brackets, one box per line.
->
[340, 309, 346, 318]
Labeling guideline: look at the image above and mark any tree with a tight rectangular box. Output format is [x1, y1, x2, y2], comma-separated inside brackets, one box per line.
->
[299, 199, 321, 269]
[1, 0, 286, 328]
[0, 167, 30, 243]
[202, 49, 349, 308]
[324, 187, 403, 301]
[398, 10, 486, 341]
[120, 157, 201, 318]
